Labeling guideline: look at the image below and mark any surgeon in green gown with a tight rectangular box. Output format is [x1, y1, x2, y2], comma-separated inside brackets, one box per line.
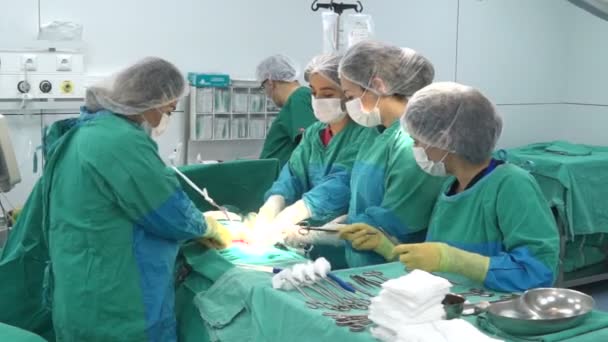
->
[328, 41, 445, 267]
[43, 57, 231, 341]
[394, 82, 559, 292]
[257, 54, 317, 167]
[253, 54, 366, 263]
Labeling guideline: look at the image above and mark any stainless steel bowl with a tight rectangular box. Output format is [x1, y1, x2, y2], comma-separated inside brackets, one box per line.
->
[487, 288, 594, 336]
[521, 288, 595, 319]
[442, 294, 466, 319]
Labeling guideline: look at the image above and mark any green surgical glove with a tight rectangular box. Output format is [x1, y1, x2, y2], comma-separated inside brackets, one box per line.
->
[339, 223, 397, 261]
[394, 242, 490, 282]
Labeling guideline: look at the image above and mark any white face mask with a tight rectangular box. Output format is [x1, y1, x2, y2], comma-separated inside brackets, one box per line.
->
[151, 113, 170, 137]
[311, 97, 346, 124]
[345, 93, 382, 127]
[413, 146, 448, 177]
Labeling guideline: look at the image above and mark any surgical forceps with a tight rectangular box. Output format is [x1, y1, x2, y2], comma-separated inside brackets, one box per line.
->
[457, 288, 495, 297]
[323, 313, 373, 332]
[171, 166, 232, 221]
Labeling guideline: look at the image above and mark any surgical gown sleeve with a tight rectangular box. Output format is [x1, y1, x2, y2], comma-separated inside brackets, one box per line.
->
[264, 128, 313, 205]
[349, 140, 443, 242]
[484, 174, 559, 291]
[302, 149, 357, 223]
[93, 134, 206, 241]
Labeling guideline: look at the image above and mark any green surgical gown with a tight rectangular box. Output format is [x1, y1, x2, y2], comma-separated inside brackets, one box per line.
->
[265, 120, 366, 223]
[259, 87, 317, 167]
[44, 109, 207, 341]
[345, 122, 445, 267]
[427, 163, 560, 292]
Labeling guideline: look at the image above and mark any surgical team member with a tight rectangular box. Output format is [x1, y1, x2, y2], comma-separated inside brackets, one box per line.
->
[257, 54, 317, 167]
[335, 41, 445, 267]
[395, 82, 559, 292]
[256, 54, 366, 245]
[45, 57, 231, 341]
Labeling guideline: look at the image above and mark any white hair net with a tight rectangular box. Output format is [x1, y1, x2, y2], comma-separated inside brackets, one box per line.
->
[403, 82, 503, 164]
[256, 54, 299, 83]
[304, 54, 342, 86]
[339, 40, 434, 97]
[85, 57, 187, 116]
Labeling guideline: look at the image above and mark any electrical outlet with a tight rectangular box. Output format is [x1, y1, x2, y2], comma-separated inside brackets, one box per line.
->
[56, 55, 72, 71]
[60, 80, 74, 94]
[21, 54, 37, 71]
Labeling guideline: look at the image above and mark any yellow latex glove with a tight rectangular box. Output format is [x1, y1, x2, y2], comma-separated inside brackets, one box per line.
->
[8, 207, 22, 226]
[394, 242, 490, 282]
[338, 223, 396, 261]
[198, 216, 232, 249]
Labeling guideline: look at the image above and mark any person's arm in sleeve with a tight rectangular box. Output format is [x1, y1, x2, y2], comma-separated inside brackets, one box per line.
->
[348, 145, 443, 243]
[264, 144, 309, 206]
[100, 136, 209, 241]
[302, 141, 359, 222]
[394, 174, 559, 292]
[259, 136, 311, 223]
[484, 174, 559, 291]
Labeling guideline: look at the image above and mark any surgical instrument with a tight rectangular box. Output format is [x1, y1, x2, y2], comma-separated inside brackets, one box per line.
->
[323, 278, 371, 307]
[285, 277, 348, 311]
[297, 221, 339, 235]
[323, 313, 373, 333]
[350, 274, 382, 289]
[308, 281, 369, 310]
[457, 288, 495, 297]
[236, 263, 356, 294]
[171, 166, 232, 221]
[362, 270, 388, 282]
[346, 281, 375, 298]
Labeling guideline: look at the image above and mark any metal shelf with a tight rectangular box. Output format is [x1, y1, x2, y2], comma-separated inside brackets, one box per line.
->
[188, 80, 279, 142]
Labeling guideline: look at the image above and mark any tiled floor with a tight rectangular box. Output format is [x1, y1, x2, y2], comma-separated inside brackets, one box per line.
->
[574, 281, 608, 311]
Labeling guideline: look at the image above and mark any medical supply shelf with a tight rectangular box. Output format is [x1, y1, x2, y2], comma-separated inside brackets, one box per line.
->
[188, 80, 280, 141]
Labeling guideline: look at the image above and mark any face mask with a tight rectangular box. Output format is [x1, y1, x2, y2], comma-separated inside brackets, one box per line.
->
[413, 146, 448, 177]
[151, 113, 170, 137]
[345, 92, 382, 127]
[311, 97, 346, 124]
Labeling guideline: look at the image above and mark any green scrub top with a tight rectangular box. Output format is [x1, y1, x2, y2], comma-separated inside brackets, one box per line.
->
[427, 163, 559, 292]
[259, 87, 317, 167]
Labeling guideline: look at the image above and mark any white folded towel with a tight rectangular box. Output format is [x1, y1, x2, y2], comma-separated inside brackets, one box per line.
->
[381, 269, 452, 306]
[369, 304, 445, 326]
[372, 319, 503, 342]
[371, 291, 447, 317]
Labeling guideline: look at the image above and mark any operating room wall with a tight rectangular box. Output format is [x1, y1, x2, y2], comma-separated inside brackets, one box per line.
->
[560, 1, 608, 146]
[0, 0, 600, 207]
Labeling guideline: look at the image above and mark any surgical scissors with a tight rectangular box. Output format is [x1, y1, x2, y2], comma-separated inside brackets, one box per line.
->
[457, 288, 495, 297]
[323, 313, 372, 332]
[285, 278, 348, 311]
[297, 221, 339, 235]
